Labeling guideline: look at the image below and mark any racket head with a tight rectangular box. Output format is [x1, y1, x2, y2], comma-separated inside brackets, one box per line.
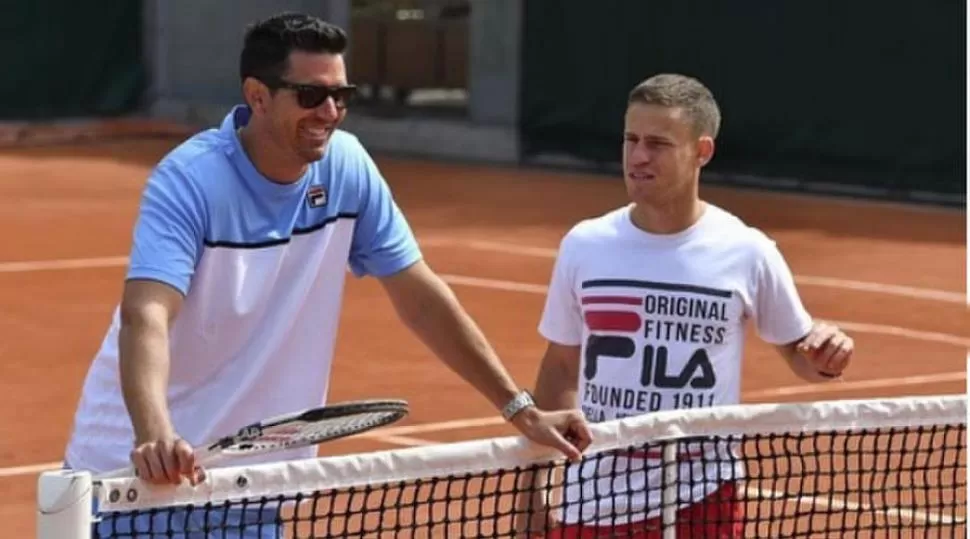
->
[204, 399, 409, 459]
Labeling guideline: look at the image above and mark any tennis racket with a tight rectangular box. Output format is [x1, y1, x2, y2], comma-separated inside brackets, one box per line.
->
[97, 399, 409, 480]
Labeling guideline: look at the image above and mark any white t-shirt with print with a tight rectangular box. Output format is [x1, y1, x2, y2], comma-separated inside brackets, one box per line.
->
[538, 203, 813, 525]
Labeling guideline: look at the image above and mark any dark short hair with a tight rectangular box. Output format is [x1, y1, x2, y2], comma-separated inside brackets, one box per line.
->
[239, 12, 348, 83]
[628, 73, 721, 138]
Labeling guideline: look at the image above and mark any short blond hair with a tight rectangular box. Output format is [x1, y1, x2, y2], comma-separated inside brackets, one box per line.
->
[628, 73, 721, 138]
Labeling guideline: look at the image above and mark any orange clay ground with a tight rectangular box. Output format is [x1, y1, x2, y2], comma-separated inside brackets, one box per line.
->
[0, 135, 965, 536]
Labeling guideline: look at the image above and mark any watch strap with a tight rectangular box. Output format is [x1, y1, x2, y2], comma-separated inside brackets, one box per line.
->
[502, 390, 536, 421]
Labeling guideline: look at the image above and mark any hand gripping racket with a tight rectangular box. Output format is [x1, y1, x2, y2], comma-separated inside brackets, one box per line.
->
[97, 399, 409, 480]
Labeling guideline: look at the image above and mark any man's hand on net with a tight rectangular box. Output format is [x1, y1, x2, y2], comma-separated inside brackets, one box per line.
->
[510, 407, 593, 462]
[130, 435, 205, 486]
[797, 321, 854, 378]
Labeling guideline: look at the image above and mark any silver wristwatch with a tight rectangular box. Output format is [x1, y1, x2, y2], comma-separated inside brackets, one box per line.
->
[501, 390, 536, 421]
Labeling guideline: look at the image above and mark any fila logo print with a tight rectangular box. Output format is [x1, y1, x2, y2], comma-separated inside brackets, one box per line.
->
[306, 186, 328, 208]
[578, 279, 734, 421]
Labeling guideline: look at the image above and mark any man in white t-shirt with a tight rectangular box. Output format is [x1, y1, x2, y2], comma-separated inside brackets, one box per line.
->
[62, 13, 591, 538]
[514, 73, 854, 538]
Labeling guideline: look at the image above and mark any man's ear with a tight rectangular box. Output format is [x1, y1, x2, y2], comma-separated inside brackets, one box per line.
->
[242, 78, 270, 114]
[697, 136, 715, 167]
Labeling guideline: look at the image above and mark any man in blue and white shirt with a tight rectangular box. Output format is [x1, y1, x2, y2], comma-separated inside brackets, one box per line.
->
[64, 13, 590, 534]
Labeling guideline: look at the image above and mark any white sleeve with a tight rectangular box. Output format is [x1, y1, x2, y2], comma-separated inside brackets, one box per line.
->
[752, 239, 815, 345]
[537, 235, 584, 346]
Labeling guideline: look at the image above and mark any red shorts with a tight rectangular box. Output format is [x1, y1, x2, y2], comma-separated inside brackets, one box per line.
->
[540, 482, 744, 539]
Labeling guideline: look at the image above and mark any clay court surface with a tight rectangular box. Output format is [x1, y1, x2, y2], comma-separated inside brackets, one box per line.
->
[0, 133, 966, 536]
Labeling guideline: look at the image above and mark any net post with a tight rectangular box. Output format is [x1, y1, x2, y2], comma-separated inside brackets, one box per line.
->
[37, 468, 93, 539]
[661, 440, 679, 539]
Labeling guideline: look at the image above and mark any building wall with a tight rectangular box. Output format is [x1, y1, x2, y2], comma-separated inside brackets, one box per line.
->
[141, 0, 523, 164]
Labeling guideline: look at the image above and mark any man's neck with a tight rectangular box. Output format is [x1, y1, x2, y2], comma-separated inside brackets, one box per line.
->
[629, 196, 706, 235]
[238, 125, 306, 184]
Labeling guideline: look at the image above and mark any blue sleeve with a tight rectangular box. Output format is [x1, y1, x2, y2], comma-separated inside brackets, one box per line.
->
[347, 146, 422, 278]
[126, 164, 207, 295]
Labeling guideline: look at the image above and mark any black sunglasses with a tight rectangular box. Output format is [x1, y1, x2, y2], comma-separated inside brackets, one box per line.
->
[260, 77, 357, 109]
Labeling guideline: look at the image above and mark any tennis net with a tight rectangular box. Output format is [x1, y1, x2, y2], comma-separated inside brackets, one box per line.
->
[38, 394, 966, 538]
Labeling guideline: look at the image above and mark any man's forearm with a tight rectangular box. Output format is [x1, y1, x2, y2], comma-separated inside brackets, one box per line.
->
[533, 360, 578, 412]
[521, 356, 578, 495]
[118, 319, 175, 443]
[393, 277, 520, 412]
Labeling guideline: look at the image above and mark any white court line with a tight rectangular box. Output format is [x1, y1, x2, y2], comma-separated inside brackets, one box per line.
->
[0, 256, 128, 273]
[0, 249, 965, 305]
[424, 238, 966, 304]
[437, 272, 970, 348]
[1, 257, 963, 347]
[442, 273, 550, 294]
[376, 416, 504, 436]
[358, 434, 438, 447]
[748, 486, 962, 526]
[828, 321, 970, 348]
[744, 371, 967, 400]
[795, 276, 966, 304]
[0, 461, 63, 477]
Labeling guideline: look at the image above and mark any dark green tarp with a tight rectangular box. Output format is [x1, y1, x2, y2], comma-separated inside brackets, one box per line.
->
[520, 1, 965, 201]
[0, 1, 145, 120]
